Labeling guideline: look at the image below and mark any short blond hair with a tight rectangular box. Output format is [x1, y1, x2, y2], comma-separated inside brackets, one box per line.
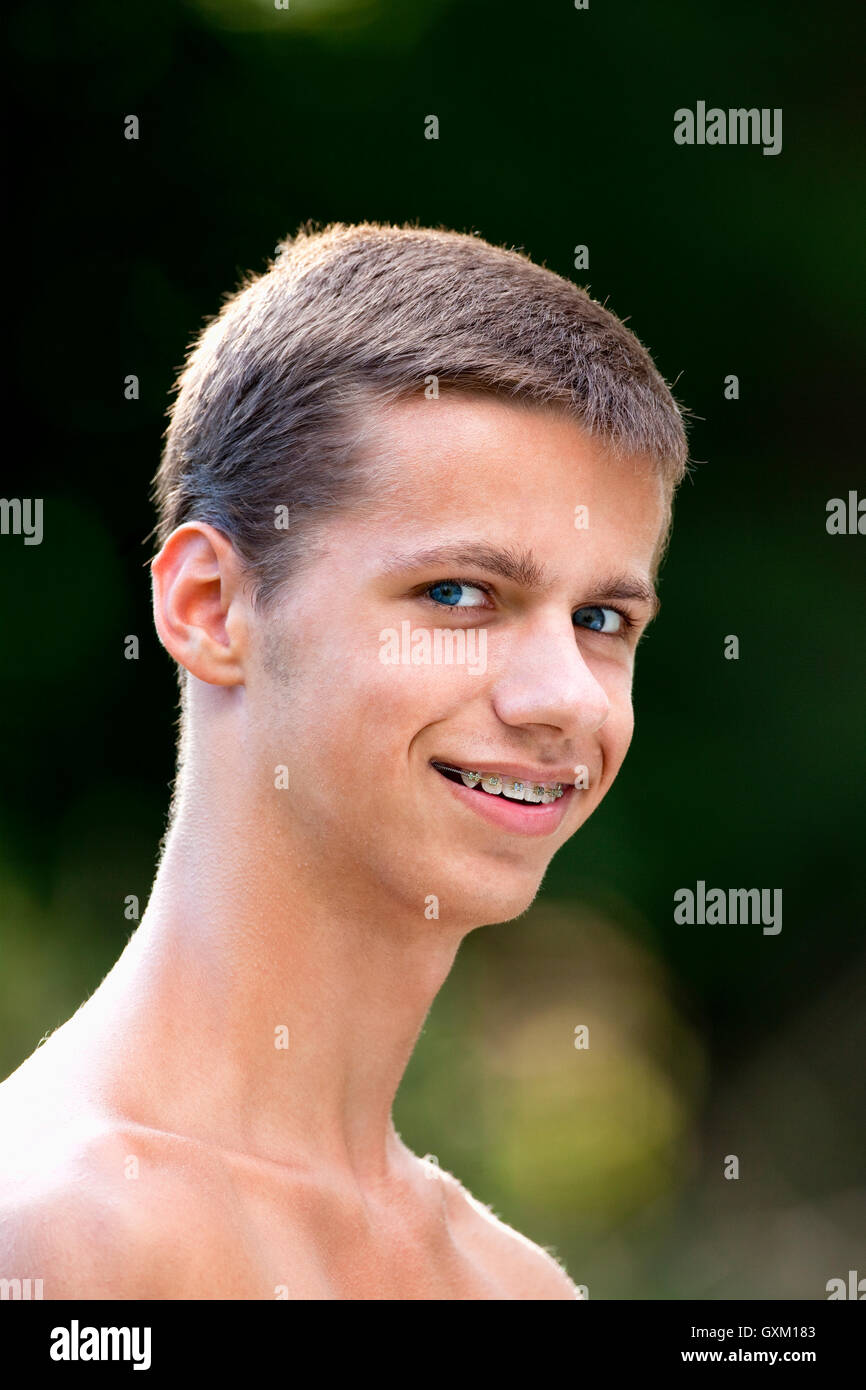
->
[153, 220, 689, 607]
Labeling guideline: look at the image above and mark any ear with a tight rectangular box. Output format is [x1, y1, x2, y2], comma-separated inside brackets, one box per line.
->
[151, 523, 249, 686]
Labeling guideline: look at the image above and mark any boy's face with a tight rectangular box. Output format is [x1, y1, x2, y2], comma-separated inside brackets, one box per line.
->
[246, 396, 668, 929]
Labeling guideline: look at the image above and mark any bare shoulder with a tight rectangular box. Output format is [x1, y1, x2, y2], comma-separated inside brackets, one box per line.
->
[437, 1166, 584, 1300]
[0, 1170, 158, 1300]
[0, 1081, 235, 1298]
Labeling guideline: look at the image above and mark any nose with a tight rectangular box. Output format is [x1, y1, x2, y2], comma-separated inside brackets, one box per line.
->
[490, 611, 611, 738]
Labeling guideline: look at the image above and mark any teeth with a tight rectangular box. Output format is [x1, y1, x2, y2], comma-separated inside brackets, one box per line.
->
[502, 780, 525, 801]
[442, 764, 562, 801]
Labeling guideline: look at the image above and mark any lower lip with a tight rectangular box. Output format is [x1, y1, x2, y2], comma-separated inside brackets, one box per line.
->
[432, 767, 575, 837]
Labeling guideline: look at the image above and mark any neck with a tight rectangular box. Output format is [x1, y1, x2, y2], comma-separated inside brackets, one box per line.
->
[62, 760, 465, 1192]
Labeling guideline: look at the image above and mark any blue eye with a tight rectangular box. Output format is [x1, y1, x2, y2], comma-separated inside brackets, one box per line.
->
[426, 580, 488, 608]
[573, 605, 622, 634]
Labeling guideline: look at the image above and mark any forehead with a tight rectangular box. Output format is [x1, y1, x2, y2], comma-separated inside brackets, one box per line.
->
[348, 394, 669, 578]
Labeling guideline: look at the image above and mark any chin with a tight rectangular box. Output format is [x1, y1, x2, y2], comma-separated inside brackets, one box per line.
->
[447, 876, 545, 932]
[372, 841, 550, 932]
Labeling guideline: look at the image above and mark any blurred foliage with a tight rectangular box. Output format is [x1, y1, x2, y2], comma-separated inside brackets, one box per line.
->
[2, 0, 864, 1297]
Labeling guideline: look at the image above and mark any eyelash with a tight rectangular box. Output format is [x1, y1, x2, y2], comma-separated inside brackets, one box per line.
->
[419, 578, 637, 632]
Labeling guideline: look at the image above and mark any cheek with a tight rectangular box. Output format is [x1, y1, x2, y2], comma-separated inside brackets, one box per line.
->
[370, 670, 456, 771]
[599, 682, 635, 781]
[314, 659, 450, 775]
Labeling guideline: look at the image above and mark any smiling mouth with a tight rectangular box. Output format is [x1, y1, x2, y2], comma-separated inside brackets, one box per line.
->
[430, 760, 564, 804]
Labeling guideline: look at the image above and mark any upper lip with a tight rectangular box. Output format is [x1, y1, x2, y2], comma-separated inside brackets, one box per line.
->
[431, 758, 577, 786]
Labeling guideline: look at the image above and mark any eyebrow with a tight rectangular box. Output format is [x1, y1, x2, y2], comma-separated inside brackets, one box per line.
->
[380, 543, 660, 618]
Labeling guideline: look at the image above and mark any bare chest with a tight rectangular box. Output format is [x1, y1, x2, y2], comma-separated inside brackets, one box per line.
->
[187, 1186, 510, 1301]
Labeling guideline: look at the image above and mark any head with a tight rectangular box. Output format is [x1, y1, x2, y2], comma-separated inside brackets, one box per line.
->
[151, 221, 688, 929]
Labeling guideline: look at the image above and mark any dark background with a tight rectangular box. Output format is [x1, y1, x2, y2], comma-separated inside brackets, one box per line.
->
[3, 0, 864, 1297]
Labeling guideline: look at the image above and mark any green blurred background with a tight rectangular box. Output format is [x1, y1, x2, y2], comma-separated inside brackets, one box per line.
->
[3, 0, 864, 1297]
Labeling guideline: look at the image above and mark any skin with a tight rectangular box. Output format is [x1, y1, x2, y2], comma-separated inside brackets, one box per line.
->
[0, 395, 667, 1299]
